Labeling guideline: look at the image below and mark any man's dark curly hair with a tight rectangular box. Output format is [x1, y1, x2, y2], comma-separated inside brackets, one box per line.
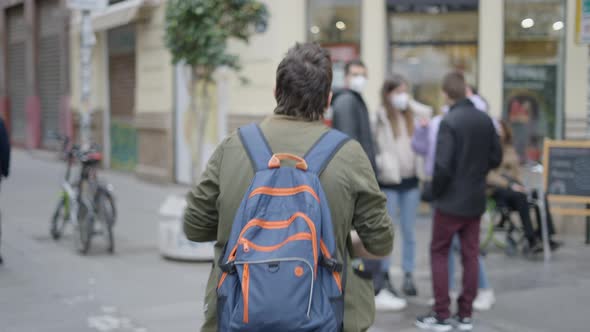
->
[274, 43, 333, 121]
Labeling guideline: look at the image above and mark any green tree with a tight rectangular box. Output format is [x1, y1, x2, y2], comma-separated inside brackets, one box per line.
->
[165, 0, 268, 179]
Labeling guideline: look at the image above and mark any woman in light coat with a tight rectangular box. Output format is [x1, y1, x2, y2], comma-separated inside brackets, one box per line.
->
[370, 74, 431, 310]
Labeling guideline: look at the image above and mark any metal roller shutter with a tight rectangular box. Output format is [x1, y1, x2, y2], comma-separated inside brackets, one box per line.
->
[109, 54, 135, 121]
[39, 0, 62, 147]
[7, 6, 26, 144]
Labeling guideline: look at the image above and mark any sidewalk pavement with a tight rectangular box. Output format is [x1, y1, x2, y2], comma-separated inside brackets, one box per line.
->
[371, 210, 590, 332]
[1, 150, 590, 332]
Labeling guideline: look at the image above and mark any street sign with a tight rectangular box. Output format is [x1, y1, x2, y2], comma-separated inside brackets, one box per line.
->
[576, 0, 590, 44]
[67, 0, 108, 11]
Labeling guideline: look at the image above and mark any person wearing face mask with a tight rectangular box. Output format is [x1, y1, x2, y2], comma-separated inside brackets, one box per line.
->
[370, 74, 432, 310]
[331, 60, 376, 171]
[332, 61, 397, 311]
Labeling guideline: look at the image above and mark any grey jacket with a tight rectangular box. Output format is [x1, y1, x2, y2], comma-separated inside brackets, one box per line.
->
[331, 89, 377, 172]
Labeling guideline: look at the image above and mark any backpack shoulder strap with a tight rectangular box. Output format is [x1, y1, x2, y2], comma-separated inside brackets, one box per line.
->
[304, 129, 350, 175]
[238, 123, 273, 172]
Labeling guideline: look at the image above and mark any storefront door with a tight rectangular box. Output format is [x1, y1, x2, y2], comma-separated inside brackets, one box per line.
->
[108, 24, 137, 171]
[388, 0, 479, 111]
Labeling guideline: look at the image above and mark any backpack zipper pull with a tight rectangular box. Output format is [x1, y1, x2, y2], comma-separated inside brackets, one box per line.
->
[243, 241, 250, 252]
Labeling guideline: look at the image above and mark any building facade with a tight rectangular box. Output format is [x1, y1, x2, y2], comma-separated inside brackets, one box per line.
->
[227, 0, 589, 164]
[2, 0, 587, 184]
[68, 0, 174, 181]
[0, 0, 69, 149]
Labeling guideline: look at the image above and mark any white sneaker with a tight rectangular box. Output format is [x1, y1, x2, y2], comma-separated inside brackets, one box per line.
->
[473, 289, 495, 311]
[375, 289, 407, 311]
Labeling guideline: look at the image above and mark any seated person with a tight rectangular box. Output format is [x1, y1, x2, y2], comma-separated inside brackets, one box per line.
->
[487, 121, 560, 253]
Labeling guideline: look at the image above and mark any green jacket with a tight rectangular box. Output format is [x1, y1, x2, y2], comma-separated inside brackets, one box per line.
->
[183, 115, 394, 332]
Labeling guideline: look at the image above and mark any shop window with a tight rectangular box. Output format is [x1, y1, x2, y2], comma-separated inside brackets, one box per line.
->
[388, 1, 479, 111]
[503, 0, 565, 163]
[307, 0, 361, 88]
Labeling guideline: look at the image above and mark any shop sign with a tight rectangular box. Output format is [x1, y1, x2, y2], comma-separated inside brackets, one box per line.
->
[576, 0, 590, 44]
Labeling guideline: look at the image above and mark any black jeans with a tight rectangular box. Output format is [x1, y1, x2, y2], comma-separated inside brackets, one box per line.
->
[493, 188, 555, 243]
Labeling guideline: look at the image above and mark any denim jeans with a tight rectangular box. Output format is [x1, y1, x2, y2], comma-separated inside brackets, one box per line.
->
[448, 235, 491, 290]
[381, 187, 420, 274]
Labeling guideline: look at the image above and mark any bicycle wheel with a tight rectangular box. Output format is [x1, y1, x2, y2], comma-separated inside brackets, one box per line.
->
[75, 200, 93, 255]
[96, 188, 116, 225]
[96, 189, 116, 253]
[50, 195, 68, 240]
[480, 208, 508, 252]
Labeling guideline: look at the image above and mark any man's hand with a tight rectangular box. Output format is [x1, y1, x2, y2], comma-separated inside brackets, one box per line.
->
[418, 117, 429, 127]
[511, 183, 526, 193]
[351, 231, 388, 259]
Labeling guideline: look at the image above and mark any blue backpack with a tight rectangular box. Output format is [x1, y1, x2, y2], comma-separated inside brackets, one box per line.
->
[217, 124, 350, 332]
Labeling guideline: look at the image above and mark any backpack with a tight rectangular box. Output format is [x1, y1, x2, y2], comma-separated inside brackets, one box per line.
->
[216, 123, 350, 332]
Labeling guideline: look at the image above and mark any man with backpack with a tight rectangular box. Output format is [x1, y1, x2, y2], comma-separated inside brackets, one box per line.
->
[0, 115, 10, 265]
[183, 42, 394, 332]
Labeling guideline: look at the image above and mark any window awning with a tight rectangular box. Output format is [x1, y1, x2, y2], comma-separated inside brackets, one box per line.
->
[71, 0, 159, 32]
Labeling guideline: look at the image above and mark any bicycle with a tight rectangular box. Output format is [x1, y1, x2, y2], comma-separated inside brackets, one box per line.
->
[50, 135, 117, 254]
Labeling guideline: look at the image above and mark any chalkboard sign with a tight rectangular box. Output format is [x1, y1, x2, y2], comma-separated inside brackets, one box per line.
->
[543, 140, 590, 206]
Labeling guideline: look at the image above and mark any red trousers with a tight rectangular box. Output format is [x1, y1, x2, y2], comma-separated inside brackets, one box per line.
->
[431, 210, 481, 319]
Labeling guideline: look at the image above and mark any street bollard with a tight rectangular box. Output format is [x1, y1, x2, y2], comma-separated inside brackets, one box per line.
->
[158, 195, 214, 261]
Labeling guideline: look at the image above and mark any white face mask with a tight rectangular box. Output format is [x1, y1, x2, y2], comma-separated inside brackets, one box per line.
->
[349, 76, 367, 94]
[391, 92, 409, 110]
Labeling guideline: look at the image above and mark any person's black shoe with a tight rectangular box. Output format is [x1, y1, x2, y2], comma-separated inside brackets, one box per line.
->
[415, 312, 452, 332]
[522, 240, 543, 256]
[549, 239, 562, 251]
[452, 315, 474, 331]
[0, 254, 3, 265]
[403, 272, 417, 296]
[384, 272, 401, 297]
[532, 241, 544, 254]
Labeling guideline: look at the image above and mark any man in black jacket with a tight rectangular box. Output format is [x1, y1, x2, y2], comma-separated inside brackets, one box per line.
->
[0, 115, 10, 264]
[331, 60, 376, 171]
[332, 60, 407, 311]
[416, 72, 502, 332]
